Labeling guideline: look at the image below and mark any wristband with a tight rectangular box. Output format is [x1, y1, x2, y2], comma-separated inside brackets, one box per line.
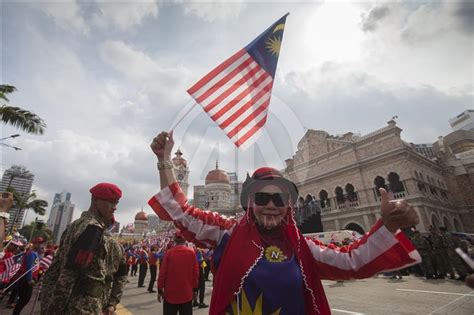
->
[157, 160, 174, 171]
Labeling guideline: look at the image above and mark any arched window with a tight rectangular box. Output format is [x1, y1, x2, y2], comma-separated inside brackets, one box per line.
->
[388, 172, 404, 193]
[453, 218, 462, 232]
[345, 183, 358, 202]
[414, 171, 419, 179]
[374, 176, 386, 196]
[344, 222, 365, 235]
[420, 173, 425, 182]
[443, 217, 453, 231]
[431, 214, 441, 228]
[319, 190, 330, 208]
[335, 186, 345, 204]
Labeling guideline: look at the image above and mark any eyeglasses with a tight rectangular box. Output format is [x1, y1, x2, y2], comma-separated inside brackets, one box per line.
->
[254, 192, 290, 207]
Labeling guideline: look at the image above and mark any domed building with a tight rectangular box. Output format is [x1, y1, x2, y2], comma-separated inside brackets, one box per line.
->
[205, 162, 232, 213]
[172, 149, 190, 198]
[134, 210, 148, 234]
[193, 162, 242, 216]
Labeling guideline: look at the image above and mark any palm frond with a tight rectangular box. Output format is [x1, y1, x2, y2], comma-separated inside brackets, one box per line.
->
[0, 106, 47, 135]
[0, 85, 16, 102]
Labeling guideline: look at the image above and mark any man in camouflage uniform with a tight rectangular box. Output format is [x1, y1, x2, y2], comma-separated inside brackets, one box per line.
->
[440, 227, 468, 281]
[41, 183, 128, 315]
[411, 231, 435, 279]
[429, 227, 453, 279]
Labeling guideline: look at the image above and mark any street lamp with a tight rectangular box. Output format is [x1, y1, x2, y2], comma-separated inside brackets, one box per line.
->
[0, 134, 21, 151]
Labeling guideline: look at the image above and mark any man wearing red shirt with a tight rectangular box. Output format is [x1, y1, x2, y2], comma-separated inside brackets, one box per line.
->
[157, 232, 198, 315]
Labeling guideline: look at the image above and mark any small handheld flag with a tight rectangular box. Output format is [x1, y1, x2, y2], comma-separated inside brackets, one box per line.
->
[187, 14, 288, 148]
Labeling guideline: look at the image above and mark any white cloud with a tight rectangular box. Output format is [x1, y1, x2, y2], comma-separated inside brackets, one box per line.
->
[178, 0, 246, 22]
[33, 0, 90, 35]
[92, 1, 159, 31]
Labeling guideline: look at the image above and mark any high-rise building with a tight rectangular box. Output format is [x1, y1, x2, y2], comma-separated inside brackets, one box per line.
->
[47, 192, 75, 243]
[148, 214, 160, 232]
[449, 110, 474, 131]
[0, 165, 34, 232]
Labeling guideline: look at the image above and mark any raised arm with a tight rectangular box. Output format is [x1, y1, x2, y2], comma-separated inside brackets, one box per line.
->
[307, 188, 421, 280]
[149, 131, 236, 248]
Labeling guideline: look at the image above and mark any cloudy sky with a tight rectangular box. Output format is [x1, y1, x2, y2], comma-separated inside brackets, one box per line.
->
[1, 1, 472, 227]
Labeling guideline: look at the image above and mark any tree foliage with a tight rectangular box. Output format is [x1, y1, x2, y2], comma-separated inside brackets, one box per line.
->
[0, 84, 46, 135]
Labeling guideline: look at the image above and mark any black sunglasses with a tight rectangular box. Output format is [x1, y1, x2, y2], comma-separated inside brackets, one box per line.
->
[254, 192, 290, 207]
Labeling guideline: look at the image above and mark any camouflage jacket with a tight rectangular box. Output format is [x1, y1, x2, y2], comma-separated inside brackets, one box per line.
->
[411, 235, 431, 252]
[41, 211, 127, 315]
[429, 233, 447, 251]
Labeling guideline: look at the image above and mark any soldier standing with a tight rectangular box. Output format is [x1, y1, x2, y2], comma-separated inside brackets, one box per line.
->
[440, 227, 468, 281]
[411, 231, 435, 279]
[40, 183, 128, 315]
[429, 227, 453, 279]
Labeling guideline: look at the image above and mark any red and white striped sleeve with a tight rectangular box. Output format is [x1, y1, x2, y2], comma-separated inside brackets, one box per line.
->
[148, 183, 237, 248]
[306, 219, 421, 280]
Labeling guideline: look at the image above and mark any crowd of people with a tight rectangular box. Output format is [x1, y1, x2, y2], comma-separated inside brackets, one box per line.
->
[121, 230, 212, 309]
[0, 235, 57, 315]
[0, 130, 472, 315]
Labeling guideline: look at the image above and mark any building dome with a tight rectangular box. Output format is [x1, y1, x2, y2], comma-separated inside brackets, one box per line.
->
[205, 162, 230, 185]
[135, 211, 148, 221]
[172, 149, 187, 167]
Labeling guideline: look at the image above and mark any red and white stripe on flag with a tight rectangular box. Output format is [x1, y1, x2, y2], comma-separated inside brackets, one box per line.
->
[0, 255, 21, 282]
[187, 49, 273, 148]
[40, 255, 53, 269]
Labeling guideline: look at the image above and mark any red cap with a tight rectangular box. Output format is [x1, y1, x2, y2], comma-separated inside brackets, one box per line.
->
[32, 236, 45, 244]
[89, 183, 122, 201]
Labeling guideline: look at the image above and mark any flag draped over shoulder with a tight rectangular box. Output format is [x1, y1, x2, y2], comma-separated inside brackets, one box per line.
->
[187, 14, 288, 148]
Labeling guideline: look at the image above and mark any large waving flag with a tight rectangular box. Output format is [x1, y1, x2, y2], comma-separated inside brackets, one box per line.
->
[187, 14, 288, 148]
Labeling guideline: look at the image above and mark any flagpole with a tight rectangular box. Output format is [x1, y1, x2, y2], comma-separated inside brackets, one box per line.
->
[169, 102, 198, 132]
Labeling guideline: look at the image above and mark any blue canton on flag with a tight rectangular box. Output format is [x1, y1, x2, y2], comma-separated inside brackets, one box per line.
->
[187, 14, 289, 148]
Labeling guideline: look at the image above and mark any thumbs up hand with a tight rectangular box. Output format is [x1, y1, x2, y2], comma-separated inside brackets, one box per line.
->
[379, 188, 419, 233]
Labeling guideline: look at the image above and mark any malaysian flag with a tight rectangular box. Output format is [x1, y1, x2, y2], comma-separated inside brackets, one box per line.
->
[187, 14, 288, 148]
[0, 253, 23, 282]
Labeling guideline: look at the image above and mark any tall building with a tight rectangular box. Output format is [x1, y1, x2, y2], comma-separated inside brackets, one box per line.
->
[449, 109, 474, 131]
[47, 192, 75, 243]
[172, 149, 190, 198]
[148, 214, 160, 232]
[0, 165, 34, 232]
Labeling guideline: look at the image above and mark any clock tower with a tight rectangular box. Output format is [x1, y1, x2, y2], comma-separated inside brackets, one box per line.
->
[172, 149, 190, 198]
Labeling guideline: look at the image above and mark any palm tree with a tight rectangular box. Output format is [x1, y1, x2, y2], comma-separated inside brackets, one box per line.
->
[7, 187, 48, 233]
[0, 84, 46, 135]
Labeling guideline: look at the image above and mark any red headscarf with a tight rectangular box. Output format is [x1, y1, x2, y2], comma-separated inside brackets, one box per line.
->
[209, 168, 331, 315]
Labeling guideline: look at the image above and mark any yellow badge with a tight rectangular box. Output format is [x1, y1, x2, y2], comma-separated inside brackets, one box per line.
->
[264, 245, 286, 263]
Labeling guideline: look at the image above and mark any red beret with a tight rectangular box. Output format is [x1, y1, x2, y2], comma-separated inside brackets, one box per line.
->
[89, 183, 122, 200]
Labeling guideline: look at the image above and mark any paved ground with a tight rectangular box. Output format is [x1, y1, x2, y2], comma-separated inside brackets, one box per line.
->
[1, 274, 473, 314]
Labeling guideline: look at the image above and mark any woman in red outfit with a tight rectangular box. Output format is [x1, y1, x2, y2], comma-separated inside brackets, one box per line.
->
[149, 131, 421, 315]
